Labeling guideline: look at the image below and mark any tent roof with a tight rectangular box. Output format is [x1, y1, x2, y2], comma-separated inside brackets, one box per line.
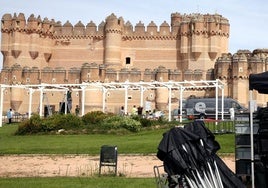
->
[249, 71, 268, 94]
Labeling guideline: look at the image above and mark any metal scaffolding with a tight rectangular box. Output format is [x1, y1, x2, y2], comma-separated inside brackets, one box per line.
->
[0, 79, 224, 127]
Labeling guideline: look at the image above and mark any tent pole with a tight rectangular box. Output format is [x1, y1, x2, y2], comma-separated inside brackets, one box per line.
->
[249, 90, 255, 188]
[81, 86, 86, 116]
[124, 85, 128, 115]
[39, 87, 44, 117]
[168, 86, 172, 122]
[179, 87, 183, 123]
[102, 87, 106, 113]
[28, 88, 33, 119]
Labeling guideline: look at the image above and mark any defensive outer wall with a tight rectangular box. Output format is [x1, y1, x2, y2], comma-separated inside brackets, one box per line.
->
[1, 12, 268, 115]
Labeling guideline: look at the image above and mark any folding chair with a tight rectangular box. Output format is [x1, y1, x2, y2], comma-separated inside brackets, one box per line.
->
[99, 145, 118, 175]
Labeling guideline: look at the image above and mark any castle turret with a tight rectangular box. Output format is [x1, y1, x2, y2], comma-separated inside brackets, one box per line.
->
[155, 66, 169, 111]
[10, 64, 23, 111]
[249, 55, 264, 74]
[1, 13, 12, 66]
[179, 20, 189, 70]
[214, 53, 232, 97]
[191, 15, 203, 61]
[231, 53, 249, 105]
[104, 14, 123, 69]
[68, 67, 80, 84]
[28, 15, 41, 61]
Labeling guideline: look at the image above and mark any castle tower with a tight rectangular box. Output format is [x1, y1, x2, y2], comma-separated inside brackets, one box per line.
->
[1, 13, 13, 67]
[191, 16, 203, 61]
[42, 17, 54, 64]
[155, 66, 169, 111]
[104, 14, 123, 69]
[10, 63, 23, 111]
[231, 54, 249, 106]
[214, 53, 232, 97]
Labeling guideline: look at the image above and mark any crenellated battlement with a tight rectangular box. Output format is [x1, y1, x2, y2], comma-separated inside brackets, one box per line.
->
[1, 11, 233, 113]
[1, 12, 229, 39]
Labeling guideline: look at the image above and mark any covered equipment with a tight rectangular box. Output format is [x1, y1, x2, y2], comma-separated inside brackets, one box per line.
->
[157, 120, 245, 188]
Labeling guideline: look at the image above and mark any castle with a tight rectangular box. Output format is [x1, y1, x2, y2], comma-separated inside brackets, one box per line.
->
[1, 12, 268, 115]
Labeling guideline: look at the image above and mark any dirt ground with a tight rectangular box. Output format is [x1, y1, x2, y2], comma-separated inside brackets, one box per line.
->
[0, 154, 235, 178]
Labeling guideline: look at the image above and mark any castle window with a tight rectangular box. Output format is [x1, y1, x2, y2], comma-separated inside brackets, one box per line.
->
[239, 67, 243, 72]
[107, 92, 110, 97]
[26, 78, 30, 83]
[52, 78, 56, 83]
[12, 75, 16, 80]
[128, 95, 132, 100]
[126, 57, 131, 65]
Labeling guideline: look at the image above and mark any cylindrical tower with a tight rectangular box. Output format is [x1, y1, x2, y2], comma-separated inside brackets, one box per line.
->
[191, 16, 203, 61]
[214, 53, 232, 97]
[104, 14, 123, 69]
[155, 66, 169, 111]
[10, 64, 23, 111]
[231, 54, 249, 106]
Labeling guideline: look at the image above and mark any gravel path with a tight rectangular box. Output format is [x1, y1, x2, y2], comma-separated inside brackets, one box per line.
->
[0, 154, 235, 178]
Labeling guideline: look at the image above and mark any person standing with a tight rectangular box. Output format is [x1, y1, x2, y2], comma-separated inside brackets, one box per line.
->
[7, 109, 13, 124]
[131, 105, 138, 115]
[229, 107, 235, 121]
[75, 105, 80, 116]
[120, 106, 125, 116]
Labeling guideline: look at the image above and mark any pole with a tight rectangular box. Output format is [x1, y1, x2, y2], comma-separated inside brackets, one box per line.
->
[168, 86, 172, 122]
[179, 86, 183, 123]
[39, 87, 44, 117]
[102, 87, 106, 113]
[81, 86, 86, 116]
[28, 88, 33, 118]
[124, 85, 128, 115]
[249, 90, 255, 188]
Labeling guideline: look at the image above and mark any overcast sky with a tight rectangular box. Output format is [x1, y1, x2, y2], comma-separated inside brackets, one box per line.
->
[1, 0, 267, 69]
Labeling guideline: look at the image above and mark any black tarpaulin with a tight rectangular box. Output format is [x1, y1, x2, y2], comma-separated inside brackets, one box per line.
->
[249, 72, 268, 94]
[157, 120, 245, 188]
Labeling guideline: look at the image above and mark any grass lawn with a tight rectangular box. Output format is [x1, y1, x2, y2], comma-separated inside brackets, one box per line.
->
[0, 122, 235, 187]
[0, 123, 235, 154]
[0, 177, 156, 188]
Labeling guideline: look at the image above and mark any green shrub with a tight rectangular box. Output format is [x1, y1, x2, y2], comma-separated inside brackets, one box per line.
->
[16, 113, 83, 135]
[42, 113, 83, 131]
[82, 111, 112, 125]
[101, 116, 141, 132]
[16, 114, 42, 135]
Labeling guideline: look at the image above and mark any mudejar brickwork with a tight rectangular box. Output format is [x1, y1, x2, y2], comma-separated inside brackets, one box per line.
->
[1, 12, 268, 115]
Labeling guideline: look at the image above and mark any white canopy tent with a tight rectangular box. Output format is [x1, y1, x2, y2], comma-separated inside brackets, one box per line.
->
[0, 79, 224, 127]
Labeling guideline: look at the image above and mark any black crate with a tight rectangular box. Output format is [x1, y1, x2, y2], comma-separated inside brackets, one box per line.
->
[258, 132, 268, 154]
[236, 135, 250, 146]
[236, 159, 251, 175]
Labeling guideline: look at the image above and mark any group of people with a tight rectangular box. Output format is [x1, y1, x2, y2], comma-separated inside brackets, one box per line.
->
[120, 105, 144, 116]
[120, 105, 162, 120]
